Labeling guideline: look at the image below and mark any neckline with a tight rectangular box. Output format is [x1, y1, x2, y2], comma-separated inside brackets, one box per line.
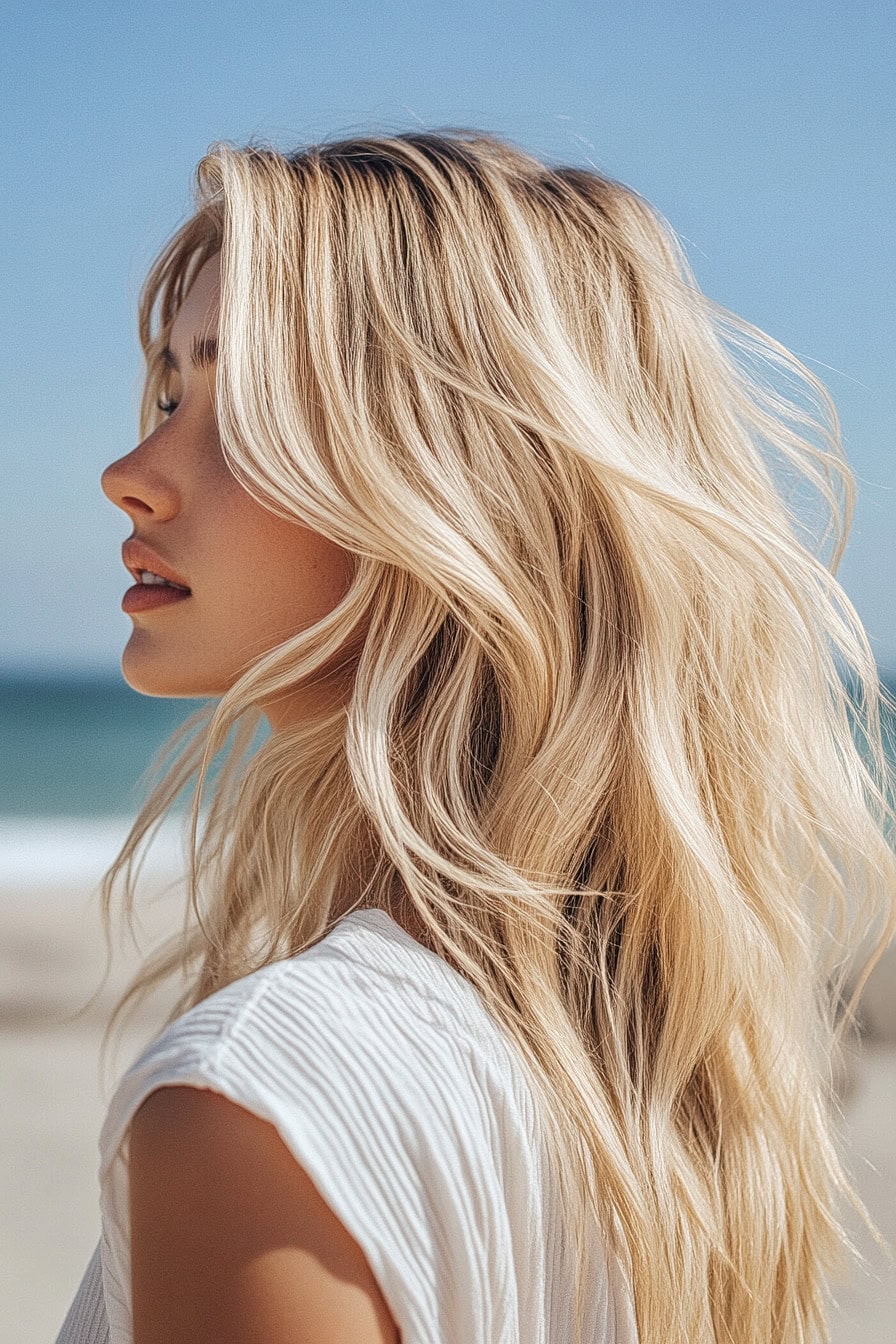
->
[334, 905, 486, 1009]
[330, 908, 534, 1080]
[337, 905, 440, 955]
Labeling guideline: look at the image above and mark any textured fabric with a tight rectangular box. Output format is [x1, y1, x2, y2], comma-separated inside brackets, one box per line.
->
[54, 1241, 109, 1344]
[55, 907, 638, 1344]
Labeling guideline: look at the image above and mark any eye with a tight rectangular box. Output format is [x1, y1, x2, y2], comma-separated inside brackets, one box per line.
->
[156, 396, 179, 416]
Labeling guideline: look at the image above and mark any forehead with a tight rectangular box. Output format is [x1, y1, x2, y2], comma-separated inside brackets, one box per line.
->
[170, 252, 221, 344]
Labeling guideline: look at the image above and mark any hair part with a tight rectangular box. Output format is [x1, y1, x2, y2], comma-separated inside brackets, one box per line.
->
[95, 128, 895, 1344]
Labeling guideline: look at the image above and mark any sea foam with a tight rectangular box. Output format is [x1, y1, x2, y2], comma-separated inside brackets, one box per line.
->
[0, 815, 187, 890]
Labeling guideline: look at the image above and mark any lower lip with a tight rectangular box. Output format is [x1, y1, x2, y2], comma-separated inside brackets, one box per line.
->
[122, 584, 192, 613]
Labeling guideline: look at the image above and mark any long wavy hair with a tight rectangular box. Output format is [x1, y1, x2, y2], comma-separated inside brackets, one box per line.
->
[97, 129, 896, 1344]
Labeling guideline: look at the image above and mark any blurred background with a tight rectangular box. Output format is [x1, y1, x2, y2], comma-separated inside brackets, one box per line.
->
[1, 2, 893, 1340]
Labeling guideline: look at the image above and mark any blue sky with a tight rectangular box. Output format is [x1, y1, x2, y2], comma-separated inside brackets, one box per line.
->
[2, 0, 893, 673]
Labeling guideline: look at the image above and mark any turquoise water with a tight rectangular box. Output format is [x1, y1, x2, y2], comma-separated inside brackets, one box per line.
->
[0, 676, 212, 816]
[1, 672, 894, 818]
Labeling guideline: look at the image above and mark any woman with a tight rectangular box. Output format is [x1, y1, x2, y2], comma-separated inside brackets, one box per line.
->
[55, 129, 895, 1344]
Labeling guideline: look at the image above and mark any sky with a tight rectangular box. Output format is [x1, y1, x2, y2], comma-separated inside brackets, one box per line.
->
[1, 0, 893, 674]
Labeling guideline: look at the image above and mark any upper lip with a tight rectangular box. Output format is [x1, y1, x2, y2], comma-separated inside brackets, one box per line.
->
[122, 539, 191, 591]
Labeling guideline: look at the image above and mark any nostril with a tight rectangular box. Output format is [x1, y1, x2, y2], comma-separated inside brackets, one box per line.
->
[100, 454, 179, 521]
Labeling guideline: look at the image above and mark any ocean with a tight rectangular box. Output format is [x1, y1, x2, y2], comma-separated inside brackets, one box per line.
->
[1, 672, 894, 888]
[0, 676, 214, 888]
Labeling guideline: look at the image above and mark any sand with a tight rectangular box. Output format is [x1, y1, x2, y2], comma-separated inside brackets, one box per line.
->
[1, 879, 894, 1344]
[1, 876, 185, 1344]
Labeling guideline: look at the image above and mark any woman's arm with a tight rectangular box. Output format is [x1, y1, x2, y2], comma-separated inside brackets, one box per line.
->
[128, 1085, 401, 1344]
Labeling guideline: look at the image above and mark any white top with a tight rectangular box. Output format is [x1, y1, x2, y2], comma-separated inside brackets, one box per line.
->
[54, 907, 638, 1344]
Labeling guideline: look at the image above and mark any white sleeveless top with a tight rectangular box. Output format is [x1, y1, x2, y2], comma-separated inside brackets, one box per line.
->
[54, 907, 638, 1344]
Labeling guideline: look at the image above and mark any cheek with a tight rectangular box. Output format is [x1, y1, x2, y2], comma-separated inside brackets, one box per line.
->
[215, 510, 355, 645]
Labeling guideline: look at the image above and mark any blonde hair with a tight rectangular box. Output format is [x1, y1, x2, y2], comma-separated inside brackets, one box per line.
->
[100, 129, 896, 1343]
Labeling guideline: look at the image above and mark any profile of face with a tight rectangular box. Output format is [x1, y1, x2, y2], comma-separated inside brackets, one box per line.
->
[100, 253, 357, 729]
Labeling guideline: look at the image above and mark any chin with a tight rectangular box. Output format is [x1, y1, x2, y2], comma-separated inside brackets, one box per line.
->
[121, 640, 223, 699]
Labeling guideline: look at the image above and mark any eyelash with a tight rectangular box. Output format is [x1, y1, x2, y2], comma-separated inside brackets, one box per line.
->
[156, 397, 179, 416]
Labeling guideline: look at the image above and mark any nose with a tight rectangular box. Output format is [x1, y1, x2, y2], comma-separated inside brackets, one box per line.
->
[100, 438, 181, 522]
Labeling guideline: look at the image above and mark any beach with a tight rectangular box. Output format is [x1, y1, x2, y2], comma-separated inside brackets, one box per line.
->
[2, 863, 895, 1343]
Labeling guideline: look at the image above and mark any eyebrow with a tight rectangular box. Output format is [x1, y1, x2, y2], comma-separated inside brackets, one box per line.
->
[160, 334, 218, 371]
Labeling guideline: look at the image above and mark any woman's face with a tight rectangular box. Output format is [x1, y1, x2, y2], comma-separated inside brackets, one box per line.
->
[101, 252, 357, 730]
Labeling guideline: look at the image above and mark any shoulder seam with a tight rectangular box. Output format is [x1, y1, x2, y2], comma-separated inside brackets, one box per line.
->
[203, 956, 299, 1079]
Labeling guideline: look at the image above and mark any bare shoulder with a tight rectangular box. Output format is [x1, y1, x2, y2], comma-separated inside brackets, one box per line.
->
[128, 1084, 401, 1344]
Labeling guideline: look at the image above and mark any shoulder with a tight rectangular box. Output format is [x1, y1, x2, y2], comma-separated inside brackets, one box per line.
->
[97, 919, 539, 1343]
[128, 1082, 401, 1343]
[107, 914, 506, 1138]
[102, 917, 531, 1198]
[102, 929, 418, 1149]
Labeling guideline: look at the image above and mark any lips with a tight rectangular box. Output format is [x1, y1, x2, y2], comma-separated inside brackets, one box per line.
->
[121, 538, 191, 592]
[122, 582, 191, 614]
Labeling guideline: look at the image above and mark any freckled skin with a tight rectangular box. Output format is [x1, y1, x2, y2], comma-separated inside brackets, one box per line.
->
[101, 253, 357, 730]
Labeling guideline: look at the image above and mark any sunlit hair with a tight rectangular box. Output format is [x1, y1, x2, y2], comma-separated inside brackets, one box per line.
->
[97, 129, 896, 1343]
